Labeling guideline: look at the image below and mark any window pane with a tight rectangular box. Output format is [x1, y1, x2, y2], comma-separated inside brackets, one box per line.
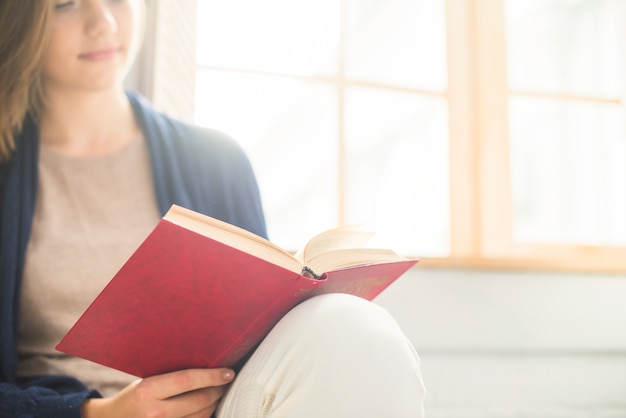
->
[345, 87, 449, 257]
[196, 0, 339, 76]
[506, 0, 621, 97]
[195, 70, 339, 249]
[345, 0, 447, 91]
[509, 96, 626, 246]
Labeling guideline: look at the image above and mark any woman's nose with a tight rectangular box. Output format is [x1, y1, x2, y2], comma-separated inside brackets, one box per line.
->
[85, 1, 118, 37]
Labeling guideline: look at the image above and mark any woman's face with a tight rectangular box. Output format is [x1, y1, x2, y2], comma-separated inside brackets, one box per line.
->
[42, 0, 143, 94]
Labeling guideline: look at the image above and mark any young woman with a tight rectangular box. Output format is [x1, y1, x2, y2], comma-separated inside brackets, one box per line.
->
[0, 1, 426, 417]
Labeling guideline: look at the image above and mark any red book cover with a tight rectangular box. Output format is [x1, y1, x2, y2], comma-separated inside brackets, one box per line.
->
[56, 206, 417, 378]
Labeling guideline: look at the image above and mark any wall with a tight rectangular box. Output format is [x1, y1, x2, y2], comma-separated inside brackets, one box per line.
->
[375, 268, 626, 417]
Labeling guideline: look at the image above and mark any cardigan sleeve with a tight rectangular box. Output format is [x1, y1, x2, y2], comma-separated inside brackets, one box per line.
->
[0, 376, 100, 418]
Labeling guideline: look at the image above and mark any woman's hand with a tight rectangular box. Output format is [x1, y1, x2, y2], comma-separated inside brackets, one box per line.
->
[81, 368, 235, 418]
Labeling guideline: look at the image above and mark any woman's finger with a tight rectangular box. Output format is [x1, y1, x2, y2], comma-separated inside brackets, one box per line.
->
[143, 368, 234, 400]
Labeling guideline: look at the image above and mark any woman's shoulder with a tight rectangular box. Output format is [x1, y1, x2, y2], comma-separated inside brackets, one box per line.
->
[171, 118, 245, 154]
[127, 91, 249, 163]
[165, 118, 254, 174]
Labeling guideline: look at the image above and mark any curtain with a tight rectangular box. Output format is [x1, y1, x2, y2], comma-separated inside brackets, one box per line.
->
[125, 0, 198, 122]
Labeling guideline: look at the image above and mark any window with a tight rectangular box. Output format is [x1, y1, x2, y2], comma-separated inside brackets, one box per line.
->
[506, 0, 625, 247]
[467, 0, 626, 271]
[146, 0, 626, 272]
[193, 0, 449, 256]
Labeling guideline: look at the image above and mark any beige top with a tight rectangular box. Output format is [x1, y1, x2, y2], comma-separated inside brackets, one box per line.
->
[17, 137, 161, 397]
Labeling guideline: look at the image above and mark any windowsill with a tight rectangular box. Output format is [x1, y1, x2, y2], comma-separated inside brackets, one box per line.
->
[417, 256, 626, 275]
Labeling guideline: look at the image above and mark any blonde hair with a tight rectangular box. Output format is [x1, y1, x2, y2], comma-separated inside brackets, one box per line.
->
[0, 0, 51, 161]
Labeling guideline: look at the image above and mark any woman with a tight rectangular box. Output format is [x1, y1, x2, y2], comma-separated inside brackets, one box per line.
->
[0, 1, 426, 417]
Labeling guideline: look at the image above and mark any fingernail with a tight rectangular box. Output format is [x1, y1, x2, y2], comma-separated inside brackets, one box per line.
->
[223, 369, 235, 381]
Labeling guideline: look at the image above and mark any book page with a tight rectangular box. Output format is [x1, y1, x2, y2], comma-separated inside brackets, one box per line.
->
[165, 205, 304, 273]
[305, 248, 409, 274]
[165, 205, 408, 277]
[295, 226, 375, 265]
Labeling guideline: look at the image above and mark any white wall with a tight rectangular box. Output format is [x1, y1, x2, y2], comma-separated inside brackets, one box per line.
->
[375, 268, 626, 417]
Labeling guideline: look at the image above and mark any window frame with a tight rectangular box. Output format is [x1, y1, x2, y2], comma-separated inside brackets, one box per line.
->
[435, 0, 626, 273]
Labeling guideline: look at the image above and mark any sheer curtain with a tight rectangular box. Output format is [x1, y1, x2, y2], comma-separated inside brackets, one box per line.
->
[125, 0, 197, 122]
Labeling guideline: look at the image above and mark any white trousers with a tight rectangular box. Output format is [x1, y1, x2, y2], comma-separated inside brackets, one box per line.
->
[216, 293, 426, 418]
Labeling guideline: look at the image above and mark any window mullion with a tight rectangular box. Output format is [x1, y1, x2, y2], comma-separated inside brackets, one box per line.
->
[446, 0, 479, 259]
[338, 0, 347, 227]
[473, 0, 514, 258]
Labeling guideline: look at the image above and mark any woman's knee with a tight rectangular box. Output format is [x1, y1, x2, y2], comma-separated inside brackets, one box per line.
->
[274, 293, 411, 355]
[221, 293, 426, 418]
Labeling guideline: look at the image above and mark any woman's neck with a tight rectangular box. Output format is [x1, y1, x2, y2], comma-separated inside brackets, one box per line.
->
[38, 88, 141, 158]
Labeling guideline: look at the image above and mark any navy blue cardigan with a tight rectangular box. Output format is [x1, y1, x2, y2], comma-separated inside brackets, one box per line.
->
[0, 92, 267, 417]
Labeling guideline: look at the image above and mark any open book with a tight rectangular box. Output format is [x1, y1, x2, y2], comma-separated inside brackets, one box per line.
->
[56, 205, 417, 378]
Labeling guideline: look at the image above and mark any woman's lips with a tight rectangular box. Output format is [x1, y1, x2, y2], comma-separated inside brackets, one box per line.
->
[79, 48, 121, 61]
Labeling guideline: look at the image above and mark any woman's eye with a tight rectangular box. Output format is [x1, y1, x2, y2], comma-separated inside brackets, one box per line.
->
[54, 1, 74, 10]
